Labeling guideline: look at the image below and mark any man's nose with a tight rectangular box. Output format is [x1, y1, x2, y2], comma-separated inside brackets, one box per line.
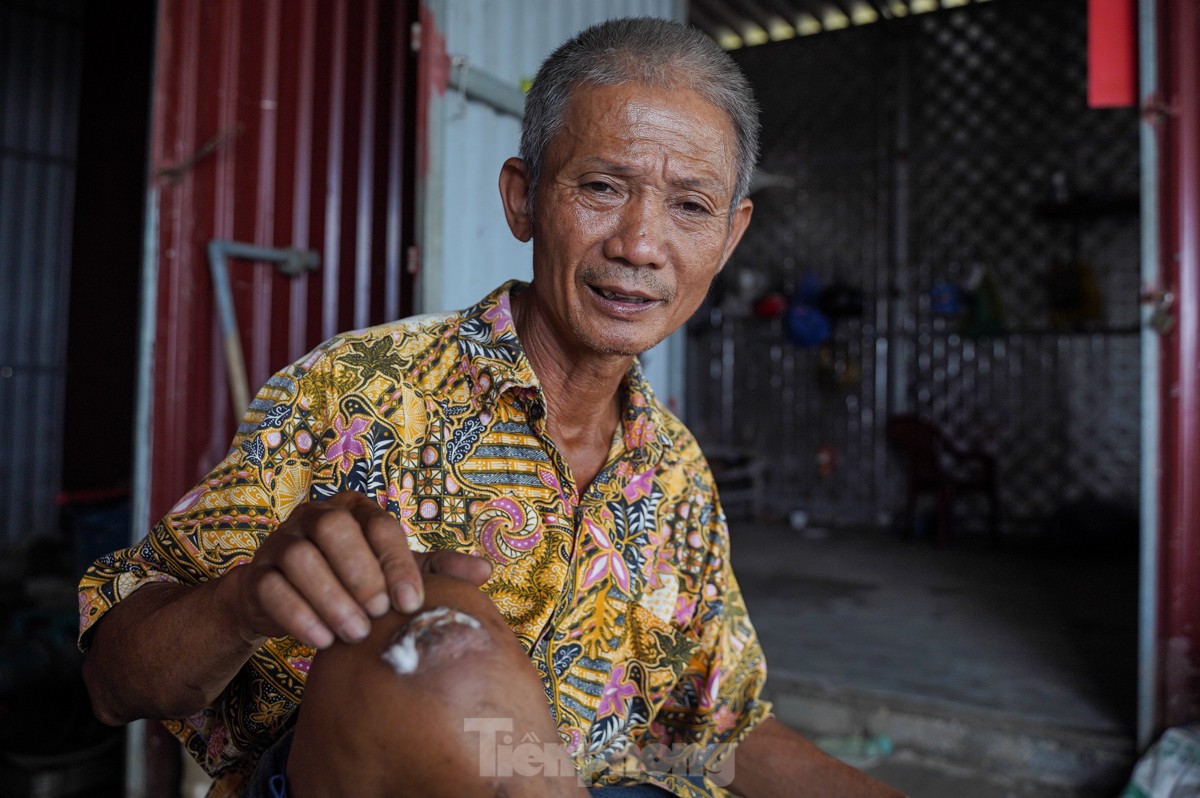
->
[602, 197, 668, 267]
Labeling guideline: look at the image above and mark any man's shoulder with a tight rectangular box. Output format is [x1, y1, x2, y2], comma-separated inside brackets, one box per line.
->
[290, 310, 463, 376]
[327, 310, 461, 351]
[305, 282, 519, 370]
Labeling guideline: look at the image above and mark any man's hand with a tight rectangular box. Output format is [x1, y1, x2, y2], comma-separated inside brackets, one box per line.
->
[231, 491, 493, 650]
[83, 491, 492, 725]
[727, 718, 905, 798]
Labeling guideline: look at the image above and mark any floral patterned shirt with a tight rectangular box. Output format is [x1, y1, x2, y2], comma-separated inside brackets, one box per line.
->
[78, 281, 771, 797]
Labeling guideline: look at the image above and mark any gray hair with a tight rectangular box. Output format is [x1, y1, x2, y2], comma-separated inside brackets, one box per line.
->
[519, 17, 760, 215]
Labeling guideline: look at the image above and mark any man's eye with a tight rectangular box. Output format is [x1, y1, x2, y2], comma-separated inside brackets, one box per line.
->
[585, 181, 614, 193]
[678, 201, 708, 214]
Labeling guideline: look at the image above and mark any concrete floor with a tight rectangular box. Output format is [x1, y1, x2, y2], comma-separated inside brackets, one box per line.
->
[731, 522, 1140, 797]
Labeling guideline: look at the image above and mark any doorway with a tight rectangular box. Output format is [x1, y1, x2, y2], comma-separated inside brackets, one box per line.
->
[689, 0, 1141, 791]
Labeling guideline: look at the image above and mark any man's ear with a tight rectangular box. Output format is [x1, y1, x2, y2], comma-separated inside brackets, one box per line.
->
[717, 197, 754, 273]
[499, 157, 533, 242]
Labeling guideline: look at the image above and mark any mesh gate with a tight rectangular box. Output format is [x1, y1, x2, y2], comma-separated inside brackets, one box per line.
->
[691, 0, 1142, 530]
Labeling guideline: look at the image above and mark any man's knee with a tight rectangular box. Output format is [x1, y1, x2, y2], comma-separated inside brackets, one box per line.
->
[356, 573, 524, 678]
[380, 605, 489, 674]
[295, 573, 534, 732]
[286, 574, 578, 797]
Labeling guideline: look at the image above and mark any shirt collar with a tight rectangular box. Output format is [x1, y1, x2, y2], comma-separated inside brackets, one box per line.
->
[457, 280, 540, 395]
[618, 356, 673, 466]
[460, 280, 673, 463]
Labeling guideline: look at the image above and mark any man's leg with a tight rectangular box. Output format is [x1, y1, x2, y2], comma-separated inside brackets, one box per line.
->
[285, 573, 587, 798]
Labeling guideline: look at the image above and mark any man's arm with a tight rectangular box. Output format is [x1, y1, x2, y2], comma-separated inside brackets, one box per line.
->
[83, 573, 262, 724]
[727, 718, 905, 798]
[82, 491, 490, 725]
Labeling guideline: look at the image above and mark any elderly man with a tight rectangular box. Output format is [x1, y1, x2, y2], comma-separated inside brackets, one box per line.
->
[79, 17, 902, 798]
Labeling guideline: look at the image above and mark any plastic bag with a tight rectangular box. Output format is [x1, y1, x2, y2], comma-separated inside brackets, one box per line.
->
[1122, 726, 1200, 798]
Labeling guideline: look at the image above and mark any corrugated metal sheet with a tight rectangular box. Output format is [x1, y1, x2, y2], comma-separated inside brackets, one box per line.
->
[0, 0, 84, 543]
[142, 0, 418, 524]
[689, 0, 998, 49]
[416, 0, 687, 408]
[418, 0, 686, 314]
[1158, 0, 1200, 730]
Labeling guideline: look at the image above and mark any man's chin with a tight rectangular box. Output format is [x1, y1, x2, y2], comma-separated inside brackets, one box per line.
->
[582, 334, 662, 359]
[606, 340, 668, 359]
[596, 325, 667, 356]
[571, 316, 672, 359]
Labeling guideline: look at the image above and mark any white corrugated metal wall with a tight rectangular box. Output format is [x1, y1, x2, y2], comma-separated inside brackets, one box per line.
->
[0, 0, 84, 544]
[418, 0, 689, 411]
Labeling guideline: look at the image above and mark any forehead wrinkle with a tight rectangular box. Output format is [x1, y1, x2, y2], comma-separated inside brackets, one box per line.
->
[575, 151, 728, 197]
[553, 84, 738, 198]
[670, 171, 724, 193]
[576, 156, 637, 176]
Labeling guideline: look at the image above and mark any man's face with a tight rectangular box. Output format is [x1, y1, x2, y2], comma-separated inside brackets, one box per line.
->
[506, 80, 752, 359]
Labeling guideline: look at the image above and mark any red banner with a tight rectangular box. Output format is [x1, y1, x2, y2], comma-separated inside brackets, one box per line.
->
[1089, 0, 1137, 107]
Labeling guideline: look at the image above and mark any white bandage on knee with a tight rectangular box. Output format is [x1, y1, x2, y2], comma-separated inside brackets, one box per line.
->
[381, 606, 485, 675]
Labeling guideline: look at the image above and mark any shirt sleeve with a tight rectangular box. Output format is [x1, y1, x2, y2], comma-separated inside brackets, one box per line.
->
[74, 339, 406, 783]
[75, 330, 433, 648]
[648, 491, 773, 788]
[77, 330, 432, 783]
[76, 352, 325, 649]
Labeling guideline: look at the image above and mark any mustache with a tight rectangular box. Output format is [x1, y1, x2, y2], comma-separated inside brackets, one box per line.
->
[578, 265, 676, 301]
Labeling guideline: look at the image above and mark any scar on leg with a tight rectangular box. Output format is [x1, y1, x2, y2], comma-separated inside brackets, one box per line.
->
[381, 606, 488, 675]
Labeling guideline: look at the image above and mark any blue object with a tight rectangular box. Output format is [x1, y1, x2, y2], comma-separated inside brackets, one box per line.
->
[786, 304, 831, 348]
[795, 272, 824, 305]
[929, 280, 963, 316]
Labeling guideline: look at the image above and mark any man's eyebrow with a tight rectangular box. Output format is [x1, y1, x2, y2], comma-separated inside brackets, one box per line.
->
[578, 157, 635, 175]
[672, 175, 723, 192]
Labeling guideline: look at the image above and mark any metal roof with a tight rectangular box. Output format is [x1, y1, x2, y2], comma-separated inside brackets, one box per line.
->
[688, 0, 997, 49]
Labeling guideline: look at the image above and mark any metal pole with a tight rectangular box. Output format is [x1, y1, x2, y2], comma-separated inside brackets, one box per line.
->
[1136, 0, 1161, 753]
[205, 239, 319, 417]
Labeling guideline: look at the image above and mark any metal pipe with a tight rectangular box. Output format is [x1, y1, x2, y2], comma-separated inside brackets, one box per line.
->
[888, 30, 911, 417]
[447, 57, 525, 119]
[206, 239, 320, 416]
[1136, 0, 1161, 753]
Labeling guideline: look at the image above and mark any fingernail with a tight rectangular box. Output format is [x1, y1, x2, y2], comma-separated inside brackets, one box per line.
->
[365, 592, 390, 618]
[396, 583, 421, 614]
[309, 625, 335, 650]
[342, 615, 370, 643]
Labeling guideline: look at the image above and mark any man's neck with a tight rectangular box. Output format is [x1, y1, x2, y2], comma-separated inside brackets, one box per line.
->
[510, 286, 630, 490]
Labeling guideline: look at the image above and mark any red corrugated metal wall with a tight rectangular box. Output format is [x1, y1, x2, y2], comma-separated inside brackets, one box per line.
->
[146, 0, 416, 523]
[1158, 0, 1200, 729]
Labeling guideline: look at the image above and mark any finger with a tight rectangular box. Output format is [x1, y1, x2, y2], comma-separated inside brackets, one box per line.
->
[356, 503, 423, 614]
[253, 567, 336, 649]
[419, 549, 494, 586]
[273, 536, 371, 644]
[307, 505, 391, 619]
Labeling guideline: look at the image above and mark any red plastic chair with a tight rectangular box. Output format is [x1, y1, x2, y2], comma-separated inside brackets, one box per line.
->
[886, 414, 1000, 545]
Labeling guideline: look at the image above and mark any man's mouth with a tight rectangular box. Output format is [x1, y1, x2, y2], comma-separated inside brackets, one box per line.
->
[590, 285, 657, 304]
